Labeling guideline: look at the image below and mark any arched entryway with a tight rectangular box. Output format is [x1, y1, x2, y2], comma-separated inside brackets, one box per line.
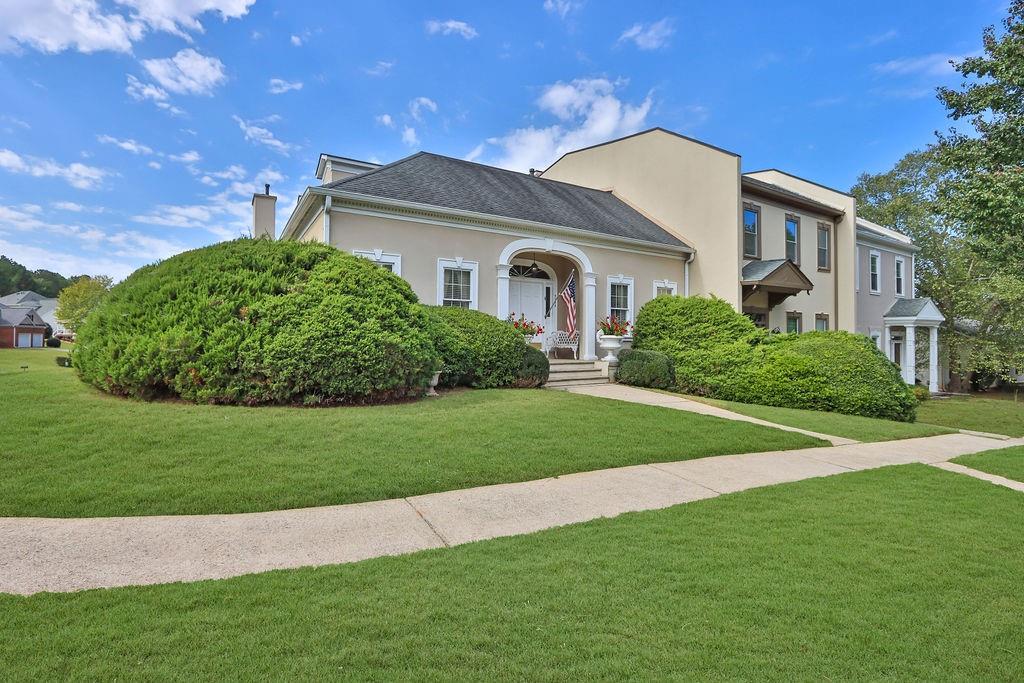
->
[498, 237, 598, 361]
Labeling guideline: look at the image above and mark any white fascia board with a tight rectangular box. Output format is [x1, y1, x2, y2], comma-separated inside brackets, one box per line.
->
[856, 228, 921, 254]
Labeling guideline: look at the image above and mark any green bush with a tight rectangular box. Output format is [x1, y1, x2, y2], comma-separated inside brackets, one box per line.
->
[45, 337, 61, 348]
[423, 305, 527, 388]
[616, 349, 676, 389]
[913, 385, 931, 402]
[515, 345, 550, 388]
[74, 239, 439, 405]
[633, 295, 917, 421]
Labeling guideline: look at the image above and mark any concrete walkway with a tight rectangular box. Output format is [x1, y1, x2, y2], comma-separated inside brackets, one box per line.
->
[2, 432, 1018, 596]
[931, 461, 1024, 492]
[559, 383, 858, 446]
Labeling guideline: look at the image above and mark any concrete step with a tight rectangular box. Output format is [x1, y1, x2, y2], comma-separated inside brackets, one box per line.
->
[546, 377, 611, 388]
[546, 369, 606, 382]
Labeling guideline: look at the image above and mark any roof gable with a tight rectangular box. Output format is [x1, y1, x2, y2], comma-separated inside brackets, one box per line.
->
[885, 297, 945, 322]
[741, 259, 814, 291]
[327, 152, 689, 249]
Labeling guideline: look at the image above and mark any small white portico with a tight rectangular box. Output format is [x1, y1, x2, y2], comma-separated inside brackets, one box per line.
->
[882, 298, 945, 393]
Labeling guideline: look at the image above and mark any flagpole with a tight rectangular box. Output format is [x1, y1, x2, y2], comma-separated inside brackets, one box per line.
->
[545, 269, 574, 318]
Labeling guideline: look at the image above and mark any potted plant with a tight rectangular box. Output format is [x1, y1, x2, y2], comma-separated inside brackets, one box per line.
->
[507, 312, 544, 339]
[597, 316, 630, 362]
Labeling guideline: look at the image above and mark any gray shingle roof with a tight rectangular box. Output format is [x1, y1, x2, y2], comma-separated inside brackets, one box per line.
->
[326, 152, 689, 248]
[885, 298, 935, 317]
[741, 259, 789, 281]
[0, 306, 45, 327]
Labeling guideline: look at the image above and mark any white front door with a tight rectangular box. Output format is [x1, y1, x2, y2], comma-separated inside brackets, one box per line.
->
[509, 278, 551, 341]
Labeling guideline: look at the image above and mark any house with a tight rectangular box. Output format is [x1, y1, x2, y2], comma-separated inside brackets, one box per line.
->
[0, 304, 48, 348]
[265, 128, 944, 390]
[0, 290, 68, 339]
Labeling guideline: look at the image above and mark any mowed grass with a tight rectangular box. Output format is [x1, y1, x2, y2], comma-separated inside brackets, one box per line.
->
[917, 395, 1024, 437]
[954, 445, 1024, 482]
[2, 466, 1021, 680]
[0, 349, 820, 517]
[684, 394, 954, 442]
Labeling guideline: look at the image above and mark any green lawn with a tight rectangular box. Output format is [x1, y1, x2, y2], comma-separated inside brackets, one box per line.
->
[918, 395, 1024, 437]
[2, 465, 1021, 679]
[954, 445, 1024, 482]
[685, 395, 955, 442]
[0, 349, 821, 517]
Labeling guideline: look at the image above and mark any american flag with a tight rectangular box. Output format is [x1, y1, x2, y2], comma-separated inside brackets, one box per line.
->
[560, 271, 577, 336]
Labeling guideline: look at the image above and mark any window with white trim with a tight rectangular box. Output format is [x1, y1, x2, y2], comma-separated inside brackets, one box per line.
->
[653, 279, 677, 298]
[607, 274, 634, 324]
[352, 249, 401, 275]
[437, 258, 478, 309]
[785, 214, 800, 264]
[894, 256, 906, 297]
[786, 312, 802, 334]
[815, 314, 829, 331]
[856, 246, 861, 291]
[869, 250, 881, 294]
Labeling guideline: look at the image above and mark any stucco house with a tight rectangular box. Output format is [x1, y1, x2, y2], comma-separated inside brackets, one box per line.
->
[260, 127, 944, 390]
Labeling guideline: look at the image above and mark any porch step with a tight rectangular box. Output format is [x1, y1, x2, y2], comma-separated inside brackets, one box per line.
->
[545, 358, 610, 388]
[547, 369, 607, 382]
[547, 376, 611, 389]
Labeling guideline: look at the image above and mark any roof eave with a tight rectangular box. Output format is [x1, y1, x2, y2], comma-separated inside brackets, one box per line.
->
[308, 185, 695, 254]
[742, 178, 846, 219]
[856, 228, 921, 252]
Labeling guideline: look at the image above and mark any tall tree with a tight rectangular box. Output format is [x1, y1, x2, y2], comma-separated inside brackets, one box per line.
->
[937, 1, 1024, 274]
[0, 256, 73, 298]
[56, 275, 113, 333]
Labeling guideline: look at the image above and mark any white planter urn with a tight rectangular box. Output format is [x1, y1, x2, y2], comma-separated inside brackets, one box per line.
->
[598, 334, 624, 363]
[427, 370, 442, 397]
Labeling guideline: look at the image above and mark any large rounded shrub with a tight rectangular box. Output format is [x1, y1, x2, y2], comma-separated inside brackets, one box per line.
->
[633, 295, 917, 421]
[616, 348, 676, 389]
[422, 305, 526, 388]
[74, 239, 439, 405]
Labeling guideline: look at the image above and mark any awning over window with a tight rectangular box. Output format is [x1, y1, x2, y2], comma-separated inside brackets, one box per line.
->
[741, 259, 814, 309]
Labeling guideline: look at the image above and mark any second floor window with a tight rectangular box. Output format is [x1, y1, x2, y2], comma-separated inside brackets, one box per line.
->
[869, 251, 881, 293]
[785, 215, 799, 263]
[817, 223, 831, 271]
[895, 256, 906, 296]
[743, 205, 760, 258]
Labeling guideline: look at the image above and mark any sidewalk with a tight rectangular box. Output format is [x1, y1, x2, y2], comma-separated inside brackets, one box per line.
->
[2, 432, 1016, 596]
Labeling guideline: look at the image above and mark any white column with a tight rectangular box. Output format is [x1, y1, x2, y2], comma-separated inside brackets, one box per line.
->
[322, 195, 332, 243]
[903, 324, 916, 384]
[582, 272, 598, 361]
[928, 325, 939, 393]
[883, 325, 891, 361]
[496, 264, 511, 319]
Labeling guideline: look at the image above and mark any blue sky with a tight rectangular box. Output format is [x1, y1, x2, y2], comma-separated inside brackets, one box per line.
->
[0, 0, 1005, 280]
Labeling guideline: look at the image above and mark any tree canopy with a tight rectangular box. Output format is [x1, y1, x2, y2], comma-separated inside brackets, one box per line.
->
[0, 256, 73, 298]
[56, 276, 113, 333]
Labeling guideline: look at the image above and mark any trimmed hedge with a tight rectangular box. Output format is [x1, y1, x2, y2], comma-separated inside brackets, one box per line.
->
[515, 345, 550, 388]
[45, 337, 61, 348]
[616, 349, 675, 389]
[74, 239, 439, 405]
[633, 295, 917, 422]
[423, 305, 527, 388]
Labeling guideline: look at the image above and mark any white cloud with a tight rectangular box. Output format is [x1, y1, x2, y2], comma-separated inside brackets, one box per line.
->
[0, 114, 30, 130]
[124, 74, 184, 115]
[290, 34, 302, 46]
[402, 126, 419, 147]
[409, 96, 438, 121]
[464, 143, 485, 162]
[52, 201, 105, 213]
[209, 164, 246, 180]
[484, 77, 652, 172]
[268, 78, 303, 94]
[132, 203, 214, 228]
[425, 19, 478, 39]
[873, 53, 963, 76]
[860, 29, 899, 48]
[376, 113, 395, 128]
[148, 160, 162, 169]
[96, 134, 153, 155]
[169, 150, 202, 164]
[232, 115, 294, 155]
[200, 175, 218, 186]
[618, 18, 675, 50]
[0, 0, 252, 55]
[142, 48, 227, 95]
[543, 0, 581, 19]
[0, 148, 109, 189]
[363, 60, 395, 77]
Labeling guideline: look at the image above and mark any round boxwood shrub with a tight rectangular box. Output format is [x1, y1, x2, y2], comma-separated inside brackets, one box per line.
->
[422, 305, 527, 388]
[633, 295, 917, 421]
[45, 337, 61, 348]
[515, 345, 550, 388]
[615, 348, 676, 389]
[73, 239, 439, 405]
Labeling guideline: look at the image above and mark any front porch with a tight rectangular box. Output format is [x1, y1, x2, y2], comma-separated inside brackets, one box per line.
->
[883, 298, 945, 393]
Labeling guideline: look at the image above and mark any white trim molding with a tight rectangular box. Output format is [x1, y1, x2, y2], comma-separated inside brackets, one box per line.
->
[352, 249, 402, 276]
[497, 237, 595, 274]
[653, 279, 678, 298]
[437, 257, 479, 309]
[607, 274, 635, 323]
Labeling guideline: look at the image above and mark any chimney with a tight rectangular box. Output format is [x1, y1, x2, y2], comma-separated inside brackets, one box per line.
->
[251, 183, 277, 239]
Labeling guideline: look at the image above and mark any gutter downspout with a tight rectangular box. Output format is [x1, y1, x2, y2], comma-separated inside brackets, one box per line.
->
[322, 195, 332, 244]
[684, 250, 695, 296]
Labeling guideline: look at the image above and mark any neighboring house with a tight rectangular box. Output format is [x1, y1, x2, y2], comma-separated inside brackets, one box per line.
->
[265, 128, 944, 389]
[0, 304, 47, 348]
[0, 290, 68, 338]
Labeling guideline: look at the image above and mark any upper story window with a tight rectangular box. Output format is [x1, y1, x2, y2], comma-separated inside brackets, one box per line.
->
[785, 214, 800, 264]
[816, 223, 831, 272]
[895, 256, 906, 297]
[437, 258, 479, 309]
[869, 250, 881, 294]
[743, 204, 761, 259]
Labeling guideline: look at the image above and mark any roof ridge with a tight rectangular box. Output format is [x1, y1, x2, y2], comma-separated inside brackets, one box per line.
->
[325, 151, 426, 188]
[409, 151, 618, 196]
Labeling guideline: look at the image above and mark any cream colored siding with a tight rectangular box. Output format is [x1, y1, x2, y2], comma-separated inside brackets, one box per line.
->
[541, 130, 742, 308]
[296, 208, 324, 242]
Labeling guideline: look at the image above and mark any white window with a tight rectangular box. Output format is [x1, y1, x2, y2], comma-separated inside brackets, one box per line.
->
[352, 249, 402, 275]
[653, 279, 678, 298]
[894, 256, 906, 297]
[437, 258, 479, 309]
[607, 274, 634, 324]
[869, 250, 881, 294]
[856, 246, 861, 291]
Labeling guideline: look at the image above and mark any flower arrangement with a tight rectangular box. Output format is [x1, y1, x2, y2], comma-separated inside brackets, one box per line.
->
[507, 312, 544, 336]
[598, 315, 631, 336]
